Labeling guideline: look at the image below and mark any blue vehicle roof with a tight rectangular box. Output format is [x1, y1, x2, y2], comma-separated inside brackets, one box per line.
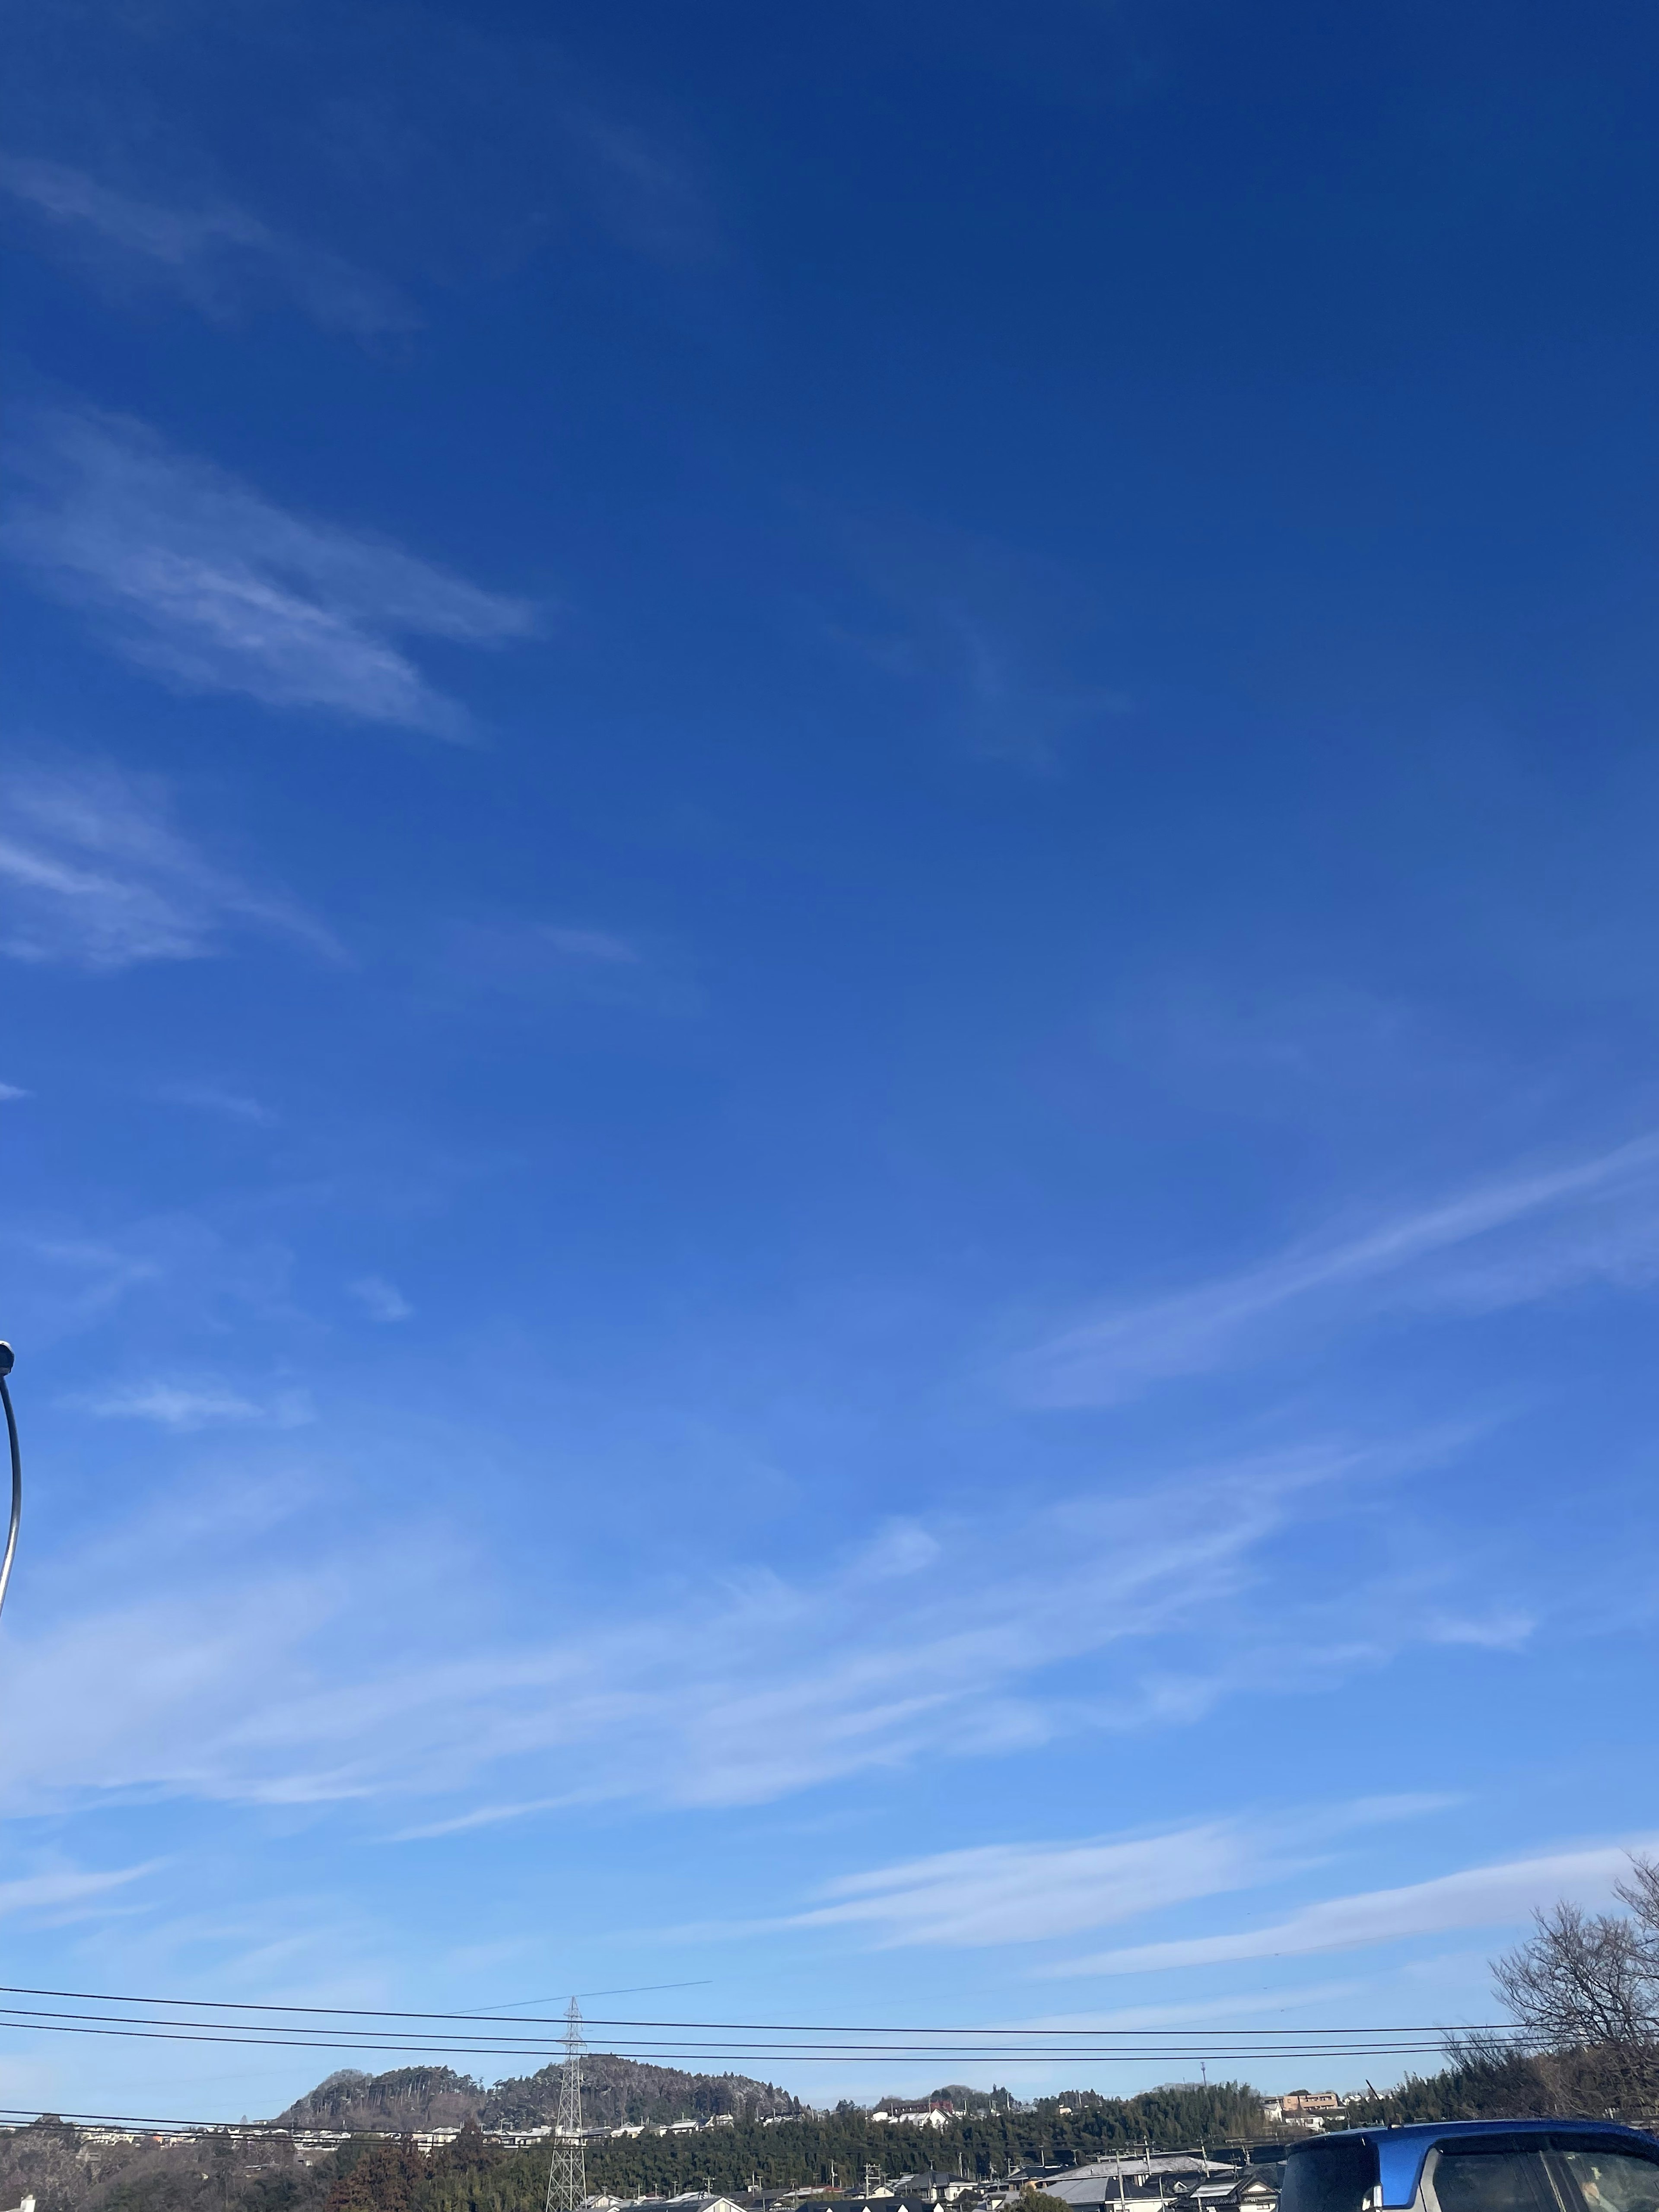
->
[1287, 2118, 1659, 2208]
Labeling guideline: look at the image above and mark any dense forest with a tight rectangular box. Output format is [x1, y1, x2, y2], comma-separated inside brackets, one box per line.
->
[357, 2080, 1272, 2212]
[563, 2078, 1266, 2198]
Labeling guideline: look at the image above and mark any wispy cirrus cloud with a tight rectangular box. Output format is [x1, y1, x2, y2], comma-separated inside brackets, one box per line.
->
[540, 926, 644, 966]
[349, 1276, 413, 1323]
[439, 917, 698, 1014]
[776, 1798, 1449, 1950]
[0, 1433, 1475, 1820]
[157, 1083, 279, 1127]
[9, 1208, 301, 1346]
[1022, 1133, 1659, 1406]
[1017, 1983, 1373, 2031]
[1041, 1841, 1659, 1976]
[1, 409, 538, 735]
[0, 155, 416, 334]
[0, 1863, 159, 1925]
[553, 105, 721, 267]
[76, 1380, 313, 1432]
[825, 520, 1126, 767]
[0, 760, 332, 971]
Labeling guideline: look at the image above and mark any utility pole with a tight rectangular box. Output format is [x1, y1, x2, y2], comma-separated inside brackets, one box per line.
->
[0, 1345, 20, 1623]
[545, 1999, 586, 2212]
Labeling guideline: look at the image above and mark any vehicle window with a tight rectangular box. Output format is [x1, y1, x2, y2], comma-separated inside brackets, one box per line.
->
[1281, 2142, 1381, 2212]
[1554, 2152, 1659, 2212]
[1431, 2150, 1559, 2212]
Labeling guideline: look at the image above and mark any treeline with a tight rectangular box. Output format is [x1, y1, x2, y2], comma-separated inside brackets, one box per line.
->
[1343, 2038, 1656, 2132]
[426, 2083, 1267, 2212]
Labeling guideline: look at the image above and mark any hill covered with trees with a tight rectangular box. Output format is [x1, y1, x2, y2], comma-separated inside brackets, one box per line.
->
[278, 2061, 801, 2136]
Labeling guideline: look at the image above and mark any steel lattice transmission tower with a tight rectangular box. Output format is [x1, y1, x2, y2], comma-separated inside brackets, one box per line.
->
[544, 1999, 586, 2212]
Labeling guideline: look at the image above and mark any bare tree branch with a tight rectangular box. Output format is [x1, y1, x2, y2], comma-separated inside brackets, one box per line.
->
[1489, 1855, 1659, 2114]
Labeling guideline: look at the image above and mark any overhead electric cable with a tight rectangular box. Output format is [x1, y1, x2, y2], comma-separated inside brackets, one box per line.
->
[0, 1985, 1520, 2037]
[0, 2021, 1513, 2063]
[0, 2006, 1513, 2050]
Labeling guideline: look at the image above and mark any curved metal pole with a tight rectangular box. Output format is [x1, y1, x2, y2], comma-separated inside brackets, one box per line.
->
[0, 1345, 19, 1624]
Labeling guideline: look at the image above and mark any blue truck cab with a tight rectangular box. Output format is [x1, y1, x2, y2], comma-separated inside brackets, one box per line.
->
[1280, 2122, 1659, 2212]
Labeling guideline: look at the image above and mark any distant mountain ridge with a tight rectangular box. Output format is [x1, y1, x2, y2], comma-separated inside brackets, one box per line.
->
[278, 2058, 804, 2133]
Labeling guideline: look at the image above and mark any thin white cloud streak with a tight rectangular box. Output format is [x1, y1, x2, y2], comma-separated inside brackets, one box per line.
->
[0, 761, 333, 971]
[1042, 1843, 1659, 1976]
[788, 1798, 1455, 1949]
[0, 1864, 158, 1920]
[835, 594, 1116, 767]
[2, 409, 537, 734]
[392, 1795, 576, 1841]
[0, 1084, 30, 1102]
[830, 520, 1125, 768]
[158, 1084, 278, 1126]
[541, 926, 644, 965]
[0, 156, 416, 335]
[350, 1276, 413, 1323]
[77, 1381, 313, 1432]
[788, 1828, 1263, 1948]
[10, 1210, 300, 1347]
[554, 107, 720, 267]
[0, 1438, 1463, 1818]
[1019, 1983, 1370, 2030]
[440, 918, 696, 1014]
[1025, 1133, 1659, 1406]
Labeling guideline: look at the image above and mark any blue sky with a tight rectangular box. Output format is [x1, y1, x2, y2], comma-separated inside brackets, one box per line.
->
[1, 0, 1658, 2126]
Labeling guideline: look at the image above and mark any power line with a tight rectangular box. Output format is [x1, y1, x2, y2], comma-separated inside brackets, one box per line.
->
[474, 1985, 713, 2014]
[0, 1978, 1519, 2072]
[0, 2021, 1502, 2063]
[0, 2004, 1506, 2053]
[0, 1986, 1520, 2038]
[0, 2005, 1504, 2052]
